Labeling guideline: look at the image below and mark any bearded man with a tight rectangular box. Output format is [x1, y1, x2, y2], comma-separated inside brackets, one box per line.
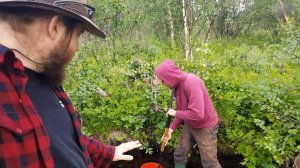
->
[0, 0, 141, 168]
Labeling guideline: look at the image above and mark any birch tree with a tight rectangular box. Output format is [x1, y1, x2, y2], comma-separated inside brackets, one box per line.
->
[182, 0, 192, 60]
[167, 0, 175, 47]
[278, 0, 289, 23]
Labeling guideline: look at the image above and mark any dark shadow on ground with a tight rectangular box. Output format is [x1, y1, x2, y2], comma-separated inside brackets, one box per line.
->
[111, 147, 245, 168]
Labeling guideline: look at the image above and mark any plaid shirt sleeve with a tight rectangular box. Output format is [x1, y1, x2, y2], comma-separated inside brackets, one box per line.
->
[53, 86, 116, 168]
[82, 135, 115, 168]
[0, 45, 115, 168]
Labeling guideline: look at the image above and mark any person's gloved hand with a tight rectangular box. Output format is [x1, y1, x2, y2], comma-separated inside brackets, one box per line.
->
[166, 108, 176, 117]
[113, 141, 142, 161]
[161, 128, 173, 143]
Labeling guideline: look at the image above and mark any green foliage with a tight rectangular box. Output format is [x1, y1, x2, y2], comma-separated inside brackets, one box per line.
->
[63, 0, 300, 167]
[65, 33, 299, 167]
[65, 44, 173, 151]
[197, 38, 300, 167]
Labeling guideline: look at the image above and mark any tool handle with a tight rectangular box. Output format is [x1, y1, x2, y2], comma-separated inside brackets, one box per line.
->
[160, 128, 170, 152]
[165, 89, 174, 128]
[165, 115, 171, 128]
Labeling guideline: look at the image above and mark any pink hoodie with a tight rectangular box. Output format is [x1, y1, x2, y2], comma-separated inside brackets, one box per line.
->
[155, 60, 218, 130]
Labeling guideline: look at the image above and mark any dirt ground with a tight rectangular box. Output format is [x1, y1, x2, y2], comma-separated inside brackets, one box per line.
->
[111, 147, 245, 168]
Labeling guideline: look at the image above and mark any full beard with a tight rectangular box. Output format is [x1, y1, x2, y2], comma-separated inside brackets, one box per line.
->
[42, 42, 74, 86]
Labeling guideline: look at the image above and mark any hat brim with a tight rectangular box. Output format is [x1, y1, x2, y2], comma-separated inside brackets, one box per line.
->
[0, 1, 106, 38]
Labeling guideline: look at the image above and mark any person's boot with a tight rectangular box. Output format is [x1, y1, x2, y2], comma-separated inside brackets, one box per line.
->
[174, 162, 186, 168]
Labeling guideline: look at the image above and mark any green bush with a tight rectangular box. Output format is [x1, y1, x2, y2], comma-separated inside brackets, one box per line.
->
[65, 35, 299, 167]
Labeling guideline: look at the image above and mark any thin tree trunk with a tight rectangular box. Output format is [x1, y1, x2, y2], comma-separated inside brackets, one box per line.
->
[167, 0, 175, 48]
[190, 43, 193, 61]
[278, 0, 289, 23]
[215, 0, 227, 38]
[182, 0, 190, 60]
[203, 16, 217, 44]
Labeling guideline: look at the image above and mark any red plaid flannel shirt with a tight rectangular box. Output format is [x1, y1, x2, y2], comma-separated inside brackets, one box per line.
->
[0, 44, 115, 168]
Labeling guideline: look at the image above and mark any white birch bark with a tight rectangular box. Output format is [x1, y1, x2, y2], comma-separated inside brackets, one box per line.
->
[182, 0, 190, 60]
[278, 0, 289, 23]
[167, 0, 175, 47]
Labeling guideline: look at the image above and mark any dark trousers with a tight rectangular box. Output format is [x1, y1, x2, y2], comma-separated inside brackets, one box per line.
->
[174, 124, 222, 168]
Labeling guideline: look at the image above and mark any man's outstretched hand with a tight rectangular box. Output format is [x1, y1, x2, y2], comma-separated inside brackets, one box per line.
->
[113, 141, 142, 161]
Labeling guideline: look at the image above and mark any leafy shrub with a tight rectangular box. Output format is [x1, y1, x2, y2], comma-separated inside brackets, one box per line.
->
[65, 35, 299, 167]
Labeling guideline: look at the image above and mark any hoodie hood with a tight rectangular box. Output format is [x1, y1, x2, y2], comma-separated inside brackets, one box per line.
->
[155, 60, 187, 88]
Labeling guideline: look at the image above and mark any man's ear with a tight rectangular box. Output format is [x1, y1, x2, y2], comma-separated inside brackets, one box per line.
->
[48, 15, 66, 40]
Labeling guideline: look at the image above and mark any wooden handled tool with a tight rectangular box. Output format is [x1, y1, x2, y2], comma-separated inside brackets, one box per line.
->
[159, 89, 174, 153]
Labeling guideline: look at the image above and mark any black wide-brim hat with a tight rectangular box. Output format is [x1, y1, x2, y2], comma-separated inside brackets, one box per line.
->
[0, 0, 106, 38]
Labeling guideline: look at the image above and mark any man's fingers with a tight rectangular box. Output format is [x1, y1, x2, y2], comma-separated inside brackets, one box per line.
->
[113, 141, 142, 161]
[121, 141, 142, 152]
[120, 155, 134, 161]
